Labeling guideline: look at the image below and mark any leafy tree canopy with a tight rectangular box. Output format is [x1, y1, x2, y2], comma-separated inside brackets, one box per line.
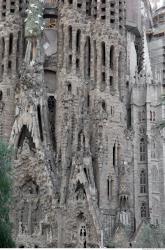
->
[0, 140, 15, 248]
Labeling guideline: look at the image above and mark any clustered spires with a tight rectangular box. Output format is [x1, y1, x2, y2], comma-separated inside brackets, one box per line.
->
[1, 0, 165, 247]
[24, 0, 44, 65]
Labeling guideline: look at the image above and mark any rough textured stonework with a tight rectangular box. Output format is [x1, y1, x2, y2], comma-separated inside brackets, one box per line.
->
[1, 0, 165, 248]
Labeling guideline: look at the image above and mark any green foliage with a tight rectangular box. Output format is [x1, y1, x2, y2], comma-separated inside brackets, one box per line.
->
[154, 224, 165, 248]
[107, 240, 116, 248]
[0, 140, 15, 248]
[134, 223, 159, 248]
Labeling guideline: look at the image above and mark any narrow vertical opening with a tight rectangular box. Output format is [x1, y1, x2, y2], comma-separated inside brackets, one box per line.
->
[68, 26, 72, 50]
[93, 0, 97, 18]
[127, 105, 131, 128]
[107, 178, 110, 198]
[113, 143, 116, 166]
[9, 33, 13, 55]
[101, 42, 106, 66]
[2, 38, 5, 59]
[86, 0, 92, 16]
[76, 30, 81, 54]
[110, 45, 114, 70]
[37, 105, 43, 142]
[48, 96, 56, 150]
[84, 37, 91, 79]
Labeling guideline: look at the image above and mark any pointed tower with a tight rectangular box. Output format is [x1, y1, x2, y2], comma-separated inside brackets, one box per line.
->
[10, 0, 58, 247]
[0, 0, 24, 141]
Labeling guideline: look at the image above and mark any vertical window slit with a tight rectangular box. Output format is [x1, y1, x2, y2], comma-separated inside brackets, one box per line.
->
[37, 105, 43, 142]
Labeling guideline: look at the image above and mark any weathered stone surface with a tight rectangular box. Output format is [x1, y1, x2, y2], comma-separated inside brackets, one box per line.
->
[0, 0, 165, 248]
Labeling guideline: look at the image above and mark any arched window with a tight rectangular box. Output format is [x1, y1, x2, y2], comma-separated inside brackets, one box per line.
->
[2, 37, 5, 59]
[10, 0, 16, 13]
[117, 143, 121, 165]
[140, 170, 147, 193]
[76, 30, 81, 73]
[94, 40, 97, 82]
[100, 0, 106, 20]
[110, 46, 114, 70]
[67, 82, 72, 92]
[151, 140, 156, 159]
[101, 42, 106, 88]
[68, 26, 72, 50]
[77, 0, 82, 9]
[76, 30, 81, 53]
[101, 42, 106, 66]
[102, 100, 106, 111]
[141, 202, 147, 218]
[79, 224, 87, 247]
[48, 96, 56, 150]
[9, 33, 13, 55]
[84, 37, 91, 79]
[107, 176, 113, 200]
[0, 90, 3, 101]
[78, 130, 85, 151]
[152, 166, 159, 193]
[86, 0, 92, 16]
[150, 111, 152, 121]
[140, 138, 146, 162]
[37, 105, 43, 142]
[110, 1, 115, 25]
[113, 143, 116, 166]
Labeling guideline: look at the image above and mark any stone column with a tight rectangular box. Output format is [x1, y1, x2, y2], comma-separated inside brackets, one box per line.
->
[15, 0, 19, 14]
[63, 25, 68, 72]
[97, 41, 101, 89]
[6, 0, 10, 16]
[58, 24, 64, 69]
[90, 39, 95, 87]
[115, 0, 119, 31]
[80, 37, 85, 80]
[12, 33, 18, 76]
[114, 49, 119, 93]
[4, 37, 9, 77]
[106, 0, 110, 27]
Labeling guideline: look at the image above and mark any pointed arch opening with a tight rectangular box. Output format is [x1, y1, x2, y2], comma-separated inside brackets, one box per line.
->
[17, 125, 35, 150]
[140, 170, 147, 194]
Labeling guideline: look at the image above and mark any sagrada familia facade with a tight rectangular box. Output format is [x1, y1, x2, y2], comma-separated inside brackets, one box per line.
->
[0, 0, 165, 247]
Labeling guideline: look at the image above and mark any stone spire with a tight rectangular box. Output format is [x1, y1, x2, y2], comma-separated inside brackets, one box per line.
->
[143, 28, 152, 77]
[24, 0, 44, 64]
[25, 0, 44, 38]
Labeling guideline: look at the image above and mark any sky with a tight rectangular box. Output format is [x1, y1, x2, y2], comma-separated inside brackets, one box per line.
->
[150, 0, 164, 8]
